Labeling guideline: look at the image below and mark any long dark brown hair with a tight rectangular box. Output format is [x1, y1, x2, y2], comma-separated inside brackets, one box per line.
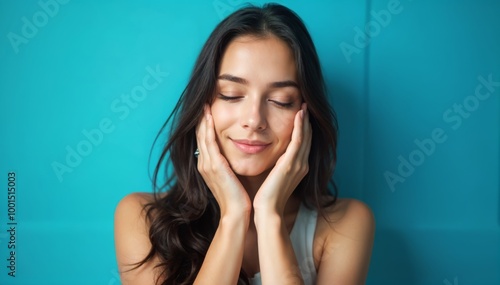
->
[131, 3, 339, 284]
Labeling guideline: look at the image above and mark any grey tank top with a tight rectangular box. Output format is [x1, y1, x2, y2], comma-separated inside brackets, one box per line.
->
[249, 203, 318, 285]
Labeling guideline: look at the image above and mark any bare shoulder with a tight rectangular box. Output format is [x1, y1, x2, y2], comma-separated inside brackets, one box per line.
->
[326, 198, 375, 226]
[317, 197, 375, 242]
[114, 192, 162, 285]
[313, 198, 376, 284]
[115, 192, 155, 219]
[114, 191, 167, 224]
[114, 192, 155, 238]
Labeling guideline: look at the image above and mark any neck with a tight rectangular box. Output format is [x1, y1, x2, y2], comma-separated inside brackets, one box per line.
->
[237, 170, 270, 202]
[237, 171, 301, 231]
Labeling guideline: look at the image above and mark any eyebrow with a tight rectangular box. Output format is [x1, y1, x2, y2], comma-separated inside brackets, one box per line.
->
[217, 73, 299, 89]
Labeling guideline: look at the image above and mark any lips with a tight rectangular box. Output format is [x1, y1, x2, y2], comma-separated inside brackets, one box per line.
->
[231, 139, 271, 154]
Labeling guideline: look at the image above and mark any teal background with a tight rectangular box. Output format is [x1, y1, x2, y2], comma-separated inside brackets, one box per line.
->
[0, 0, 499, 284]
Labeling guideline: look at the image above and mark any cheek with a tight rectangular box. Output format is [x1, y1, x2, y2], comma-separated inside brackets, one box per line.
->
[271, 112, 296, 141]
[210, 105, 234, 136]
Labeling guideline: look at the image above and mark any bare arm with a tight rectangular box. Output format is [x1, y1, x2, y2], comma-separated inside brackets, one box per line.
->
[317, 199, 375, 285]
[194, 106, 252, 284]
[254, 210, 304, 284]
[194, 211, 249, 284]
[253, 104, 311, 284]
[114, 192, 251, 285]
[114, 193, 162, 285]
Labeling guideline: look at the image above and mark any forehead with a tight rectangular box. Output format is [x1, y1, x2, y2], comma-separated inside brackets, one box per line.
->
[218, 35, 297, 82]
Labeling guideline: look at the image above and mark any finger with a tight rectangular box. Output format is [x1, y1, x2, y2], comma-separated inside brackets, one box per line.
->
[294, 103, 309, 160]
[302, 103, 311, 136]
[204, 107, 216, 150]
[286, 103, 305, 157]
[196, 104, 210, 136]
[301, 103, 312, 160]
[202, 106, 227, 175]
[204, 108, 225, 165]
[196, 105, 210, 167]
[287, 103, 311, 168]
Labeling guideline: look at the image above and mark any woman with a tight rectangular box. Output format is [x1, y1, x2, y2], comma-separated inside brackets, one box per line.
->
[114, 3, 375, 285]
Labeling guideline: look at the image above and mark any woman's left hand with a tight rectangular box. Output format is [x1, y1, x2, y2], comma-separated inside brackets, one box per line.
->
[253, 103, 312, 216]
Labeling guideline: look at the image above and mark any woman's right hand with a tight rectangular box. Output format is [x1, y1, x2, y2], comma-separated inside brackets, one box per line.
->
[196, 105, 251, 219]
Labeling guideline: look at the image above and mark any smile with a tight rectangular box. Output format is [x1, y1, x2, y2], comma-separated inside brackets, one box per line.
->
[231, 139, 271, 154]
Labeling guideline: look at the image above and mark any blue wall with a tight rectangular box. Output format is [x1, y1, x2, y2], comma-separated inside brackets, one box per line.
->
[0, 0, 498, 284]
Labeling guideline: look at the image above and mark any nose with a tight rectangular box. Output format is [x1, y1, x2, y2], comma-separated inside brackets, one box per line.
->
[240, 97, 267, 131]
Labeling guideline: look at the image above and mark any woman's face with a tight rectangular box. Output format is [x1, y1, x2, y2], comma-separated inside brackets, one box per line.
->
[211, 35, 302, 177]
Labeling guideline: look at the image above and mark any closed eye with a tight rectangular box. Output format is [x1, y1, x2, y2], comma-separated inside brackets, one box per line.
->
[218, 94, 242, 101]
[269, 100, 294, 108]
[218, 94, 295, 108]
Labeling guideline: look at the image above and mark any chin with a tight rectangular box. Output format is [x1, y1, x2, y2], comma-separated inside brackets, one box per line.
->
[233, 169, 269, 178]
[229, 160, 273, 178]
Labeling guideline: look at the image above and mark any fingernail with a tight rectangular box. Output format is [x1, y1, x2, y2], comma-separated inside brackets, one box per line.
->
[203, 105, 207, 120]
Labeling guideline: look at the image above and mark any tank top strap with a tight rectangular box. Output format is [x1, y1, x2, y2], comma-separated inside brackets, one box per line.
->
[289, 202, 318, 284]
